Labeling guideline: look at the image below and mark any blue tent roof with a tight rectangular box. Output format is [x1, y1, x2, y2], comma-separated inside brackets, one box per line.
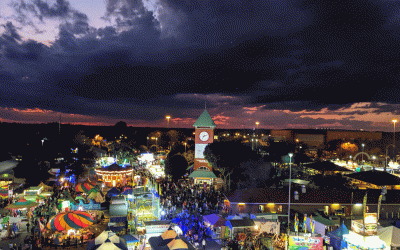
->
[328, 223, 349, 239]
[122, 188, 132, 195]
[120, 234, 139, 243]
[107, 187, 121, 196]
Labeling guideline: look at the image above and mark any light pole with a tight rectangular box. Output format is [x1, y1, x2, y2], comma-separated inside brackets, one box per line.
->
[386, 144, 395, 171]
[361, 143, 365, 163]
[288, 152, 293, 239]
[393, 119, 397, 161]
[184, 142, 187, 152]
[255, 122, 259, 151]
[166, 115, 171, 129]
[372, 155, 376, 170]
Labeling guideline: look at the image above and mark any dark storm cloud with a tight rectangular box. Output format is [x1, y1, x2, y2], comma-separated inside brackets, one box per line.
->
[4, 0, 400, 126]
[248, 0, 400, 109]
[3, 39, 45, 61]
[31, 0, 71, 20]
[163, 0, 309, 46]
[1, 22, 22, 43]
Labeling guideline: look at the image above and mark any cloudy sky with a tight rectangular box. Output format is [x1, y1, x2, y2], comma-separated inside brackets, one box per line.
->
[1, 0, 400, 131]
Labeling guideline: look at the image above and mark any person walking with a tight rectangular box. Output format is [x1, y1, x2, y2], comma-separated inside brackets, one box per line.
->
[202, 238, 206, 250]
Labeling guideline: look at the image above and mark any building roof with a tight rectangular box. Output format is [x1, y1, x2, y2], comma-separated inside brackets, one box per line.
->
[193, 109, 216, 128]
[189, 170, 217, 178]
[144, 220, 172, 226]
[345, 170, 400, 186]
[227, 188, 400, 204]
[109, 203, 127, 217]
[313, 216, 340, 226]
[103, 164, 133, 172]
[227, 219, 255, 228]
[304, 161, 353, 172]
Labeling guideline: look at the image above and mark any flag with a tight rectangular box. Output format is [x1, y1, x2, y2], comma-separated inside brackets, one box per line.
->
[312, 219, 315, 234]
[0, 185, 8, 199]
[304, 214, 307, 233]
[377, 193, 383, 220]
[310, 215, 313, 234]
[294, 213, 299, 232]
[362, 192, 368, 235]
[159, 182, 162, 195]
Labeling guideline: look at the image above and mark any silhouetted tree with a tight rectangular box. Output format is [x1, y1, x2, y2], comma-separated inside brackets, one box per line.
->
[237, 159, 273, 189]
[204, 141, 258, 191]
[164, 154, 188, 180]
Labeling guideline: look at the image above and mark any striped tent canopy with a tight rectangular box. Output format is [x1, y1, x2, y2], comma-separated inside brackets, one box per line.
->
[0, 185, 8, 199]
[47, 210, 94, 231]
[5, 198, 39, 210]
[76, 182, 96, 193]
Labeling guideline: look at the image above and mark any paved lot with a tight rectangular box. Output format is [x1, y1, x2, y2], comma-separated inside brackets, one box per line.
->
[0, 219, 30, 250]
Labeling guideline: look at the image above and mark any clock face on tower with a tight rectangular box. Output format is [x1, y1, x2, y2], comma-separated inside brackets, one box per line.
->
[199, 131, 210, 142]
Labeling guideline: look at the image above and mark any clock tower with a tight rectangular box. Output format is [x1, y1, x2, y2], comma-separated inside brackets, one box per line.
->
[193, 109, 216, 171]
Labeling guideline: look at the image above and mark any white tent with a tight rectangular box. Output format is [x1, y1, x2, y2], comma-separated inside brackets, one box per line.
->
[378, 226, 400, 249]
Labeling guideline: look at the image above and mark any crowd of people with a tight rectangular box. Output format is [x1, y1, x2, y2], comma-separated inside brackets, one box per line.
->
[159, 179, 228, 218]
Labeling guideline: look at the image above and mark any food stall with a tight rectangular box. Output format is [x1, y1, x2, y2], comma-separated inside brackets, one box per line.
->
[343, 231, 386, 250]
[203, 214, 227, 239]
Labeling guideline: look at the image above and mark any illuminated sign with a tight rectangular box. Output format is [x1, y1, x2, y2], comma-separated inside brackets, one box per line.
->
[351, 214, 378, 236]
[289, 236, 323, 250]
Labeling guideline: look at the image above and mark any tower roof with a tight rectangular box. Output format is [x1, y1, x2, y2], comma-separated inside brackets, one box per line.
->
[193, 109, 216, 128]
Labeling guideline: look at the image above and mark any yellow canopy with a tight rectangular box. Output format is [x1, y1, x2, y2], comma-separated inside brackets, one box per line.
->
[167, 239, 188, 250]
[161, 229, 177, 240]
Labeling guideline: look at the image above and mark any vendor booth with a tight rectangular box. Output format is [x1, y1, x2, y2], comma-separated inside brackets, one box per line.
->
[109, 200, 128, 235]
[203, 214, 227, 239]
[343, 231, 386, 250]
[145, 220, 172, 239]
[289, 235, 324, 250]
[225, 219, 256, 239]
[5, 198, 39, 218]
[327, 223, 349, 250]
[188, 169, 217, 185]
[107, 187, 121, 197]
[120, 234, 139, 250]
[306, 216, 340, 237]
[24, 186, 43, 196]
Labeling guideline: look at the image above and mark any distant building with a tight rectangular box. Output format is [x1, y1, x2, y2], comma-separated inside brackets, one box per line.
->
[326, 130, 382, 142]
[226, 188, 400, 220]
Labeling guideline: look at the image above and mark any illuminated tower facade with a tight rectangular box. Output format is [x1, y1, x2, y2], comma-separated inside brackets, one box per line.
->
[193, 109, 216, 171]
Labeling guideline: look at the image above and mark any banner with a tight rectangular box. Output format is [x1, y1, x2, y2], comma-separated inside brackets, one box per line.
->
[364, 213, 378, 236]
[289, 236, 323, 250]
[304, 214, 307, 233]
[362, 192, 367, 234]
[310, 215, 313, 234]
[377, 194, 382, 220]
